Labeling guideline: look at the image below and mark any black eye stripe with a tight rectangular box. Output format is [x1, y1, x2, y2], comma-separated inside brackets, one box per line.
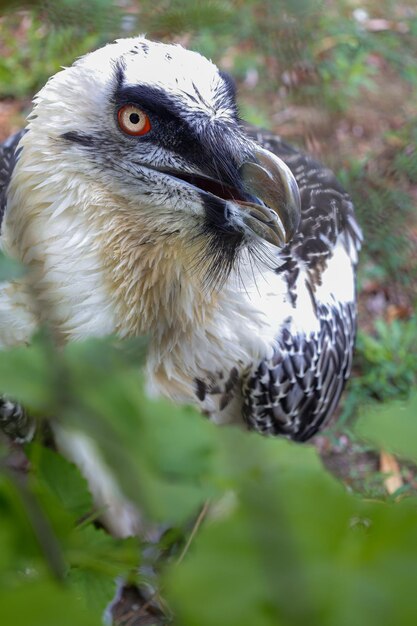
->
[112, 64, 244, 186]
[61, 131, 95, 146]
[115, 85, 184, 126]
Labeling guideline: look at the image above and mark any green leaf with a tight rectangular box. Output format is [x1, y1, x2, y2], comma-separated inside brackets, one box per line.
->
[356, 392, 417, 463]
[28, 445, 93, 520]
[68, 568, 117, 614]
[69, 525, 139, 576]
[68, 525, 138, 612]
[165, 433, 346, 625]
[0, 470, 64, 576]
[67, 526, 139, 611]
[0, 581, 101, 626]
[0, 252, 25, 282]
[0, 335, 54, 410]
[166, 431, 417, 626]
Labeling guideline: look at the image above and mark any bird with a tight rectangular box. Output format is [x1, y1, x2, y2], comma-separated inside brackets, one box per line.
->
[0, 36, 361, 534]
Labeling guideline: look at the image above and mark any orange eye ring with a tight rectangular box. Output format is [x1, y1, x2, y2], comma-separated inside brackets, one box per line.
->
[117, 105, 151, 136]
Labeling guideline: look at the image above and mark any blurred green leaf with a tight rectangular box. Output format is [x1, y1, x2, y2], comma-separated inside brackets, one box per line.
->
[356, 392, 417, 463]
[28, 445, 93, 520]
[167, 431, 417, 626]
[68, 568, 117, 614]
[0, 334, 55, 410]
[68, 525, 139, 582]
[0, 581, 101, 626]
[0, 252, 25, 281]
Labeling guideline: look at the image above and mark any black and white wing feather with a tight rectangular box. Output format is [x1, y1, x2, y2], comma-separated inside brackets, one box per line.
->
[242, 129, 362, 441]
[0, 131, 24, 230]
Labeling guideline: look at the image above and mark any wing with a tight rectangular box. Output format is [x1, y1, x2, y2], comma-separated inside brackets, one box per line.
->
[242, 128, 362, 441]
[0, 130, 39, 347]
[0, 130, 25, 231]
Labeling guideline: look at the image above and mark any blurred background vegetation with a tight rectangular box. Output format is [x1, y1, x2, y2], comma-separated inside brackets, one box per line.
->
[0, 0, 416, 624]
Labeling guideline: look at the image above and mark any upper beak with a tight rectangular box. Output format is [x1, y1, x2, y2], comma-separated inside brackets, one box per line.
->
[238, 147, 301, 247]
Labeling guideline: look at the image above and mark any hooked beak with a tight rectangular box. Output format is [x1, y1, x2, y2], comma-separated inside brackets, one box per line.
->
[149, 144, 301, 248]
[238, 147, 301, 247]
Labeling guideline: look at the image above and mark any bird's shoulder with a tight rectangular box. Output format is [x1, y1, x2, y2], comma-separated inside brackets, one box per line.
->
[0, 130, 25, 231]
[246, 126, 362, 276]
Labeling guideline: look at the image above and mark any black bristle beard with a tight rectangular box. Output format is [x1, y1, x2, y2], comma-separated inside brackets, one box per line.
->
[198, 227, 244, 292]
[186, 222, 243, 293]
[188, 195, 282, 293]
[189, 225, 281, 294]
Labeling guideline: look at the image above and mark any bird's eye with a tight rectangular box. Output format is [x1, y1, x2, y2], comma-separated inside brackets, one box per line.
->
[117, 105, 151, 136]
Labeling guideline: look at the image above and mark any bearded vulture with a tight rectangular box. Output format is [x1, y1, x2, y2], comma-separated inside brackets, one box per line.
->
[0, 37, 361, 459]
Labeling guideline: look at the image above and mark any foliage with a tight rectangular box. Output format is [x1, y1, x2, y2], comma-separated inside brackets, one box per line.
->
[339, 124, 417, 287]
[340, 317, 417, 424]
[2, 0, 417, 106]
[357, 391, 417, 464]
[0, 3, 120, 98]
[0, 429, 139, 625]
[1, 321, 417, 624]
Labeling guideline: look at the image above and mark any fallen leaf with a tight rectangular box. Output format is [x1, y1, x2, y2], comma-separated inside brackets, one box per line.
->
[380, 450, 403, 495]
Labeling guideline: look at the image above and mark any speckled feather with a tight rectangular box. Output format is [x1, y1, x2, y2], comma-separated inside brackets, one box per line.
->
[240, 129, 362, 440]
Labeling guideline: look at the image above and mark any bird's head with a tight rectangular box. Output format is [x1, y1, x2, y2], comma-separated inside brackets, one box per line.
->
[16, 36, 301, 293]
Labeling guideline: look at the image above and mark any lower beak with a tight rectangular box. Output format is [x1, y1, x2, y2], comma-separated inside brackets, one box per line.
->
[238, 147, 301, 247]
